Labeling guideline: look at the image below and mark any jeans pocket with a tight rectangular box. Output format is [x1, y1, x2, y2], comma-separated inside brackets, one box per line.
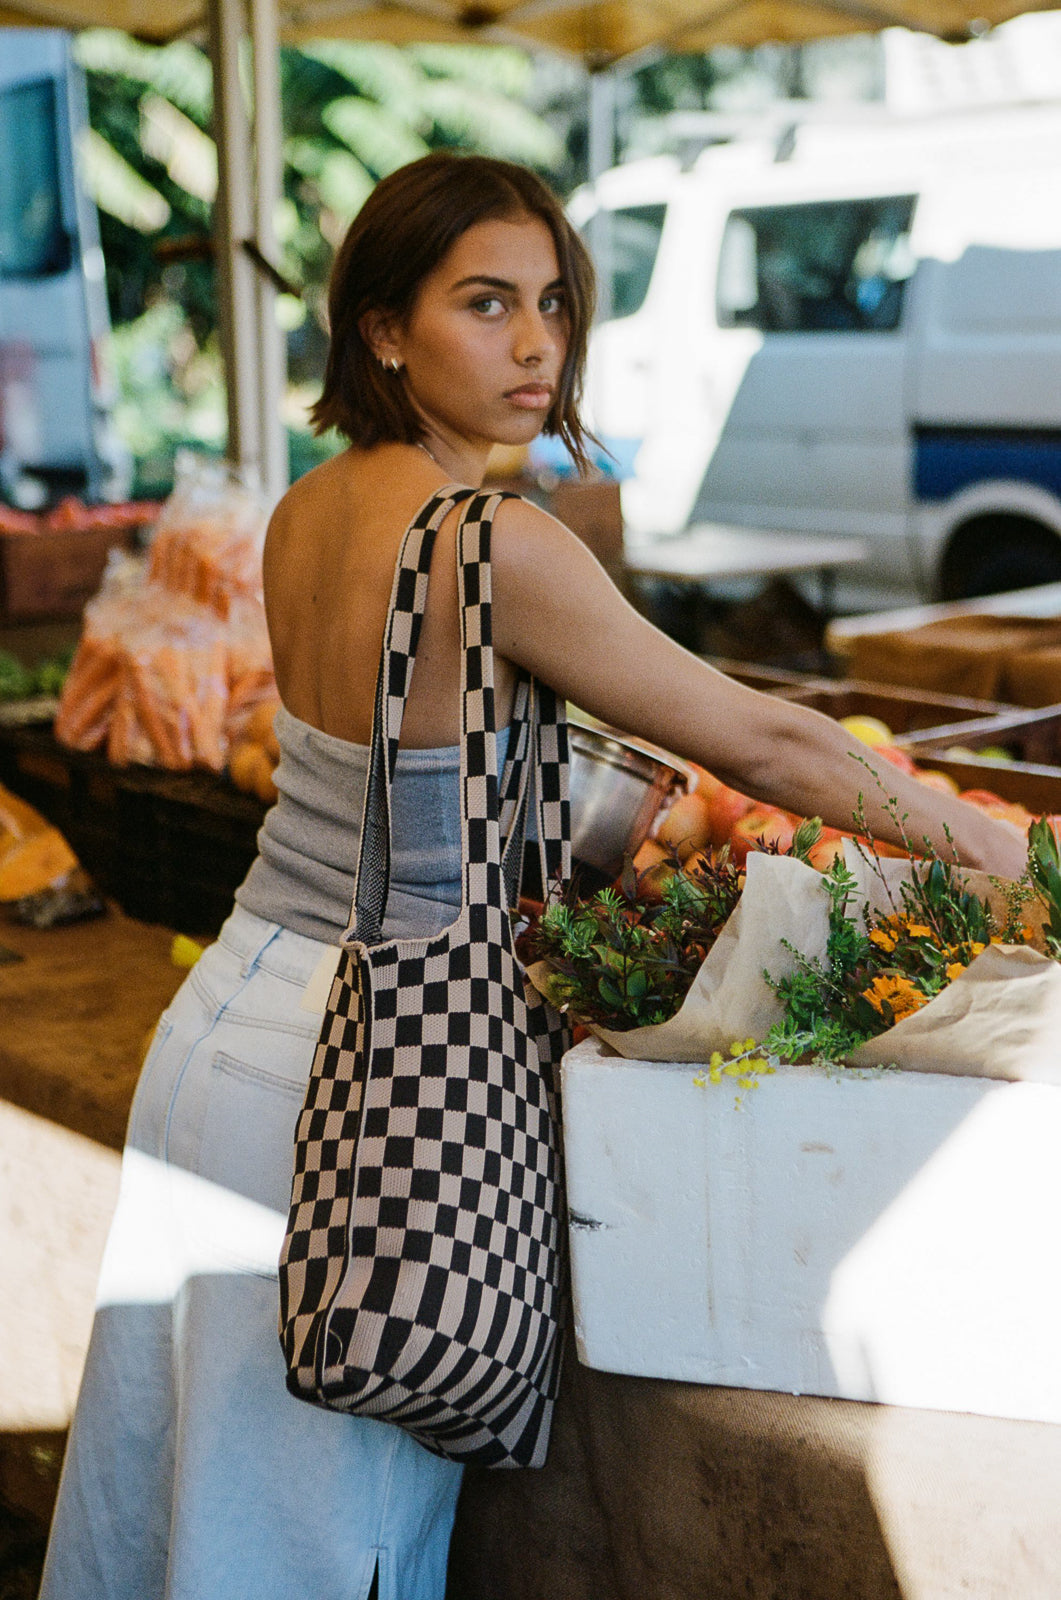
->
[184, 1043, 314, 1279]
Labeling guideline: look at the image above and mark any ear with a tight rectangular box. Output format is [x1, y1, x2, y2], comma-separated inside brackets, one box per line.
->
[359, 308, 403, 371]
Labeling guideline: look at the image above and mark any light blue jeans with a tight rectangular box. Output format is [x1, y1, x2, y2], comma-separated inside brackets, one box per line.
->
[40, 905, 463, 1600]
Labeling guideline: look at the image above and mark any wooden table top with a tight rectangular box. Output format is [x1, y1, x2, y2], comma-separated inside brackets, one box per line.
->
[0, 906, 186, 1150]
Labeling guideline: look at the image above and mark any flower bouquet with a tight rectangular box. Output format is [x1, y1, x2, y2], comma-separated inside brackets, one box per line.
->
[527, 821, 833, 1061]
[761, 818, 1061, 1083]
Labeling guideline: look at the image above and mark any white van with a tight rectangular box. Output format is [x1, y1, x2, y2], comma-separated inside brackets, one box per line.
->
[0, 29, 130, 506]
[570, 102, 1061, 607]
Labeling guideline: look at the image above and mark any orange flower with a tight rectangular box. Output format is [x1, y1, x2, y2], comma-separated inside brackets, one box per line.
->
[861, 974, 929, 1022]
[970, 941, 986, 957]
[903, 922, 933, 939]
[945, 961, 966, 982]
[869, 928, 897, 952]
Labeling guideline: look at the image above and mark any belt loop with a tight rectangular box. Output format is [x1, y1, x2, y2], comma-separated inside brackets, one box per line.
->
[240, 921, 283, 979]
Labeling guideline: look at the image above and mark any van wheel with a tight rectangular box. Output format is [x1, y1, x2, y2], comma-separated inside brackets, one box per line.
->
[939, 519, 1061, 601]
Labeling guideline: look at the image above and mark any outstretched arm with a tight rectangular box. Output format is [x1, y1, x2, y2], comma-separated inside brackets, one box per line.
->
[490, 500, 1027, 879]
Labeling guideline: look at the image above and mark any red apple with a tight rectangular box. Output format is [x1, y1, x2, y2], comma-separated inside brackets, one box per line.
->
[873, 744, 918, 776]
[808, 827, 847, 872]
[959, 788, 1007, 809]
[705, 781, 755, 848]
[729, 806, 798, 866]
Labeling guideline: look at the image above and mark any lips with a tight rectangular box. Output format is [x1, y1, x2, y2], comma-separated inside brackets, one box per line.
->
[504, 383, 553, 409]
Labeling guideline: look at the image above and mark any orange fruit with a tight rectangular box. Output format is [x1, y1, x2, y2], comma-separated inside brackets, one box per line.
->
[246, 699, 282, 760]
[228, 740, 261, 794]
[249, 747, 279, 804]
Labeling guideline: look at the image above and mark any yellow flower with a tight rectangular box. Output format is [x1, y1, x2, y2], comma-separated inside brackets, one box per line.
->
[904, 922, 933, 939]
[970, 941, 986, 957]
[861, 974, 929, 1021]
[869, 929, 897, 952]
[945, 961, 966, 982]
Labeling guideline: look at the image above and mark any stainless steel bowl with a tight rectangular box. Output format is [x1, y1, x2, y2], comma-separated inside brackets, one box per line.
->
[568, 720, 687, 875]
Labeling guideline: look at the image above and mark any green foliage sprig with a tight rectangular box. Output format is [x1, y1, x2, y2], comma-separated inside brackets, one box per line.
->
[531, 818, 825, 1032]
[531, 849, 745, 1031]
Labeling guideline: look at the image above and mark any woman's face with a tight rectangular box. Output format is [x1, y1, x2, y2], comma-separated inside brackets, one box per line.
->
[382, 212, 569, 473]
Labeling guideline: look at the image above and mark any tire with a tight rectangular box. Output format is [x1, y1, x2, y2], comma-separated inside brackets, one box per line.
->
[939, 522, 1061, 602]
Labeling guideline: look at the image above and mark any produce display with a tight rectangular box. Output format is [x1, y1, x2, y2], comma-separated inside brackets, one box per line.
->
[530, 706, 1061, 1078]
[630, 711, 1046, 883]
[0, 648, 72, 701]
[227, 698, 282, 803]
[53, 459, 276, 774]
[0, 497, 160, 538]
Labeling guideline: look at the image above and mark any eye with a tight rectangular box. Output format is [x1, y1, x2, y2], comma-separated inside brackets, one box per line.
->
[470, 295, 505, 316]
[541, 290, 566, 316]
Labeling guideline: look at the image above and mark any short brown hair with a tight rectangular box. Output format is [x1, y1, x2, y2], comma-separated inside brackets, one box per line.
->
[310, 151, 598, 473]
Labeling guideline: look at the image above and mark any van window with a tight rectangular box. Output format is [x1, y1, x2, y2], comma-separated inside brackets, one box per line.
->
[716, 196, 916, 333]
[583, 203, 667, 320]
[0, 75, 71, 278]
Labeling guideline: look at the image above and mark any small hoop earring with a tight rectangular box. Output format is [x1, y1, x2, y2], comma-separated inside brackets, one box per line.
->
[385, 357, 401, 373]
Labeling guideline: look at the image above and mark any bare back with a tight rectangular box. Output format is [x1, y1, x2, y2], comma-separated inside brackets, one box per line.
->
[263, 443, 519, 749]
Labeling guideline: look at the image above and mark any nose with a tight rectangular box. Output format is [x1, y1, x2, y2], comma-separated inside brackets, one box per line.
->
[512, 304, 554, 367]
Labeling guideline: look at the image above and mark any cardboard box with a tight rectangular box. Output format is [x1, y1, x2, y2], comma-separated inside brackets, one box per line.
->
[0, 524, 137, 623]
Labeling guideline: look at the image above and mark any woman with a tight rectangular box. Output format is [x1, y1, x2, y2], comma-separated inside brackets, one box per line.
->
[41, 152, 1026, 1600]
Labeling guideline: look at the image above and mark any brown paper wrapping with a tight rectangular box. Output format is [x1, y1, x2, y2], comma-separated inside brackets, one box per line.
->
[528, 852, 831, 1063]
[532, 842, 1061, 1082]
[838, 846, 1061, 1081]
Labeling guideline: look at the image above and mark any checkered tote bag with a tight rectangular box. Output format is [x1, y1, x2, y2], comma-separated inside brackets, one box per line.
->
[279, 486, 572, 1469]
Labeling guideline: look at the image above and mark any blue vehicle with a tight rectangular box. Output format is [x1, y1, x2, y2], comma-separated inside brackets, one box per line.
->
[0, 28, 130, 506]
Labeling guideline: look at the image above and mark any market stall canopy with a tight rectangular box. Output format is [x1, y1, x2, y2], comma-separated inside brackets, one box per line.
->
[1, 0, 1056, 61]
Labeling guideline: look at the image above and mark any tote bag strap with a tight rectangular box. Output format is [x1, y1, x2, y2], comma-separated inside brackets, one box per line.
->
[531, 679, 571, 896]
[353, 485, 473, 946]
[353, 487, 536, 944]
[454, 493, 568, 908]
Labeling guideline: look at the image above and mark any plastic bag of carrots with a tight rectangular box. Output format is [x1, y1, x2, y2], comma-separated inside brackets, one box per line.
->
[147, 451, 268, 619]
[55, 586, 230, 770]
[54, 456, 277, 774]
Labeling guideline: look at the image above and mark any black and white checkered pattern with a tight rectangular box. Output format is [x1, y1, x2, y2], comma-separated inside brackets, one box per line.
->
[279, 487, 571, 1469]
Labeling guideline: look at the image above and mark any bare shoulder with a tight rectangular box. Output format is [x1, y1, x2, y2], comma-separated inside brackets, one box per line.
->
[490, 492, 595, 580]
[268, 450, 349, 531]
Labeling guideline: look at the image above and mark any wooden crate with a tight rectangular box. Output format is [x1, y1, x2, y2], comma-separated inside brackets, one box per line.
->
[703, 656, 828, 693]
[0, 525, 138, 623]
[773, 678, 1011, 738]
[904, 751, 1061, 814]
[0, 724, 265, 934]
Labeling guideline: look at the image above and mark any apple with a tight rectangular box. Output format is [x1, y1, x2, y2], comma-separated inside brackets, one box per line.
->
[704, 781, 755, 848]
[728, 806, 799, 866]
[807, 827, 847, 872]
[655, 789, 713, 859]
[840, 714, 894, 747]
[630, 837, 679, 903]
[917, 769, 961, 795]
[959, 787, 1008, 810]
[872, 744, 918, 775]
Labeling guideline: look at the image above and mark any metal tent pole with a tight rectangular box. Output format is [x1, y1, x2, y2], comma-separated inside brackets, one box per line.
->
[587, 65, 615, 325]
[207, 0, 262, 487]
[250, 0, 288, 506]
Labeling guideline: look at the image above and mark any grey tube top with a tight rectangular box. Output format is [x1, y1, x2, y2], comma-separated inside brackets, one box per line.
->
[235, 705, 513, 945]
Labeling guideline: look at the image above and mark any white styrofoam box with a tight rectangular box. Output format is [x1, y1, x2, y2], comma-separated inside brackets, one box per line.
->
[562, 1034, 1061, 1424]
